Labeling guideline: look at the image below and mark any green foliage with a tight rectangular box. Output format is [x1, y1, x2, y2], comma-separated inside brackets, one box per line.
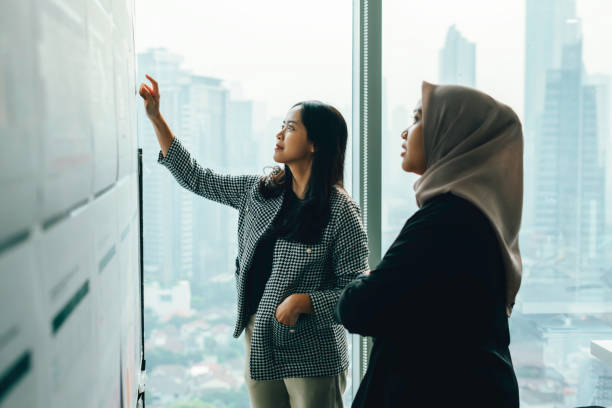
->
[146, 348, 199, 370]
[163, 385, 250, 408]
[166, 400, 217, 408]
[194, 385, 250, 408]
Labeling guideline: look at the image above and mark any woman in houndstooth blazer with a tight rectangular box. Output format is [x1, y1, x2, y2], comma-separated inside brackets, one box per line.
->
[140, 75, 369, 407]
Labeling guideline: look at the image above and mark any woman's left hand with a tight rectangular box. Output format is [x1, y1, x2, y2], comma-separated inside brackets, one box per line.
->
[275, 294, 312, 326]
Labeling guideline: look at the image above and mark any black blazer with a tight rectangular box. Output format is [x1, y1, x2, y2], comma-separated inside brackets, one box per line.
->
[336, 192, 519, 407]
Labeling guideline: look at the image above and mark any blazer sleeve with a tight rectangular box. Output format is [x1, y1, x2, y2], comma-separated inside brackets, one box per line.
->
[158, 137, 259, 210]
[334, 222, 462, 338]
[309, 199, 370, 328]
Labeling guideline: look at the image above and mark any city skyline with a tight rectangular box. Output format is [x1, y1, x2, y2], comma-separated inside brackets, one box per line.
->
[136, 1, 612, 406]
[134, 0, 612, 138]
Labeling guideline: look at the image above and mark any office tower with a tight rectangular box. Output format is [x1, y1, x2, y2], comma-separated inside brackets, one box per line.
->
[183, 76, 236, 285]
[533, 29, 607, 307]
[138, 48, 188, 286]
[587, 74, 611, 229]
[524, 0, 576, 138]
[228, 99, 256, 165]
[523, 0, 576, 230]
[187, 76, 230, 168]
[514, 6, 612, 406]
[438, 25, 476, 88]
[138, 48, 249, 286]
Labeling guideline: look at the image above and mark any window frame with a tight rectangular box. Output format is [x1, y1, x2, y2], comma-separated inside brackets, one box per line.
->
[351, 0, 382, 396]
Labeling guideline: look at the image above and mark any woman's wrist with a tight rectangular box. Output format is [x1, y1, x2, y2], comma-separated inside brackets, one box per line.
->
[292, 294, 314, 315]
[149, 112, 163, 125]
[149, 113, 175, 157]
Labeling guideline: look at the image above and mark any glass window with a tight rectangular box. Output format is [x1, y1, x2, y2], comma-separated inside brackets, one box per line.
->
[382, 0, 612, 406]
[135, 1, 353, 406]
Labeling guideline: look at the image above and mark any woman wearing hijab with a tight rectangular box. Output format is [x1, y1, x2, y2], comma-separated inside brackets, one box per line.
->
[335, 81, 522, 407]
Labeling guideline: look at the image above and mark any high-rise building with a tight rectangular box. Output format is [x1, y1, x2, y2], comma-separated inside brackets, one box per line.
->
[138, 48, 188, 286]
[523, 0, 576, 230]
[524, 0, 576, 138]
[438, 25, 476, 88]
[531, 28, 607, 310]
[587, 74, 612, 228]
[138, 50, 239, 286]
[514, 5, 612, 405]
[183, 76, 238, 285]
[228, 99, 256, 164]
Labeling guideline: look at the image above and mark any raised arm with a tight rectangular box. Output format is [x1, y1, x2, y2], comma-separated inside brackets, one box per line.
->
[140, 74, 174, 156]
[140, 75, 258, 209]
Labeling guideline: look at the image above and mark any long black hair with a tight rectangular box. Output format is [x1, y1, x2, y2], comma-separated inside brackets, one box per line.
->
[258, 100, 348, 244]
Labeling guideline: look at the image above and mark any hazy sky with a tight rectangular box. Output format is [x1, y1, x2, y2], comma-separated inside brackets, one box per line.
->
[383, 0, 612, 123]
[134, 0, 352, 117]
[134, 0, 612, 127]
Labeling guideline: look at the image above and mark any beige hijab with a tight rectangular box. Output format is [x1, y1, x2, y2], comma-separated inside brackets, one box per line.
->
[414, 81, 524, 317]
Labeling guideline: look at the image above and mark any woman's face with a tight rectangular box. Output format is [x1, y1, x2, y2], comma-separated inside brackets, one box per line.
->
[273, 106, 315, 164]
[400, 107, 426, 174]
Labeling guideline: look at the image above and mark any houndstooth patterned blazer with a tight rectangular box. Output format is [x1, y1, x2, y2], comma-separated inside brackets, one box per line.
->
[158, 138, 369, 381]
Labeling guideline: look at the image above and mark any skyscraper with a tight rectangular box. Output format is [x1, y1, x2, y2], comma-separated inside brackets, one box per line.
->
[514, 5, 612, 405]
[183, 75, 237, 285]
[523, 0, 576, 230]
[228, 100, 256, 164]
[438, 25, 476, 88]
[138, 48, 188, 286]
[138, 50, 237, 286]
[587, 74, 612, 229]
[524, 0, 576, 138]
[532, 24, 607, 309]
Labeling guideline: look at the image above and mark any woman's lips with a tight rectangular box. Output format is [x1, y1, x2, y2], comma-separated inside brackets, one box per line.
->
[275, 144, 284, 151]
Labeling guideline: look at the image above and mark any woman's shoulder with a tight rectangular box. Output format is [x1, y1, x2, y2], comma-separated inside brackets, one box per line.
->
[329, 186, 361, 213]
[410, 192, 494, 236]
[247, 173, 278, 197]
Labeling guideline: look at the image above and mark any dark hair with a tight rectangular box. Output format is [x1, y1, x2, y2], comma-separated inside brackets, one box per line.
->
[259, 100, 348, 243]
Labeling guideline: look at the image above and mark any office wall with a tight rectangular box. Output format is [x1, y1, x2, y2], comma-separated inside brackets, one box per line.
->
[0, 0, 141, 407]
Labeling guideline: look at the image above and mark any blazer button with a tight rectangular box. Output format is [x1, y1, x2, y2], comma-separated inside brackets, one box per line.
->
[306, 248, 312, 254]
[289, 329, 295, 333]
[245, 206, 249, 212]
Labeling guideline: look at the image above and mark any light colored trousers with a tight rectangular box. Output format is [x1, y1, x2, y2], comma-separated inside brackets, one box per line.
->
[244, 314, 347, 408]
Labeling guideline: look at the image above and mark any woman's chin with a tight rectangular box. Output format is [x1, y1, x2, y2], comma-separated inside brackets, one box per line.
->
[273, 152, 285, 164]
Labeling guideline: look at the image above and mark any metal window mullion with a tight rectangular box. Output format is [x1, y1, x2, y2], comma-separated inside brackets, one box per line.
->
[351, 0, 382, 397]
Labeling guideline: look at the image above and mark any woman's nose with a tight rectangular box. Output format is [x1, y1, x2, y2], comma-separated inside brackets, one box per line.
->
[401, 130, 408, 140]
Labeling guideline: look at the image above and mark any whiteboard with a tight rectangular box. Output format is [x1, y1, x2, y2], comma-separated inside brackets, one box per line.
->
[0, 0, 142, 407]
[0, 243, 44, 408]
[0, 0, 39, 245]
[38, 0, 93, 221]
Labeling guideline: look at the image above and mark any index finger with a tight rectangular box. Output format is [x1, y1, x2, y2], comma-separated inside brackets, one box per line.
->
[145, 74, 159, 95]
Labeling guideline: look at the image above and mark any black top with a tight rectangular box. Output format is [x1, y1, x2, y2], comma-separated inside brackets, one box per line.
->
[244, 189, 304, 316]
[335, 193, 519, 408]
